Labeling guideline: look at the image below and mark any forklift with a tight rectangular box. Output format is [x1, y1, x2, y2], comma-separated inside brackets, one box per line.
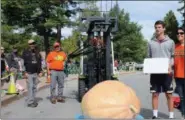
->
[67, 14, 118, 102]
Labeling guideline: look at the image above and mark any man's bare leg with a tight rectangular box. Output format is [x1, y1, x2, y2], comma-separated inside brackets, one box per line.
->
[165, 93, 174, 118]
[152, 92, 159, 118]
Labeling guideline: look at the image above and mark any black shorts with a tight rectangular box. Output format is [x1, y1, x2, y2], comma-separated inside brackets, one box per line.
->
[150, 74, 173, 93]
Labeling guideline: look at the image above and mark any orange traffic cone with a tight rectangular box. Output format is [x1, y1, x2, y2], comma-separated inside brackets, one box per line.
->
[46, 75, 51, 83]
[6, 73, 19, 95]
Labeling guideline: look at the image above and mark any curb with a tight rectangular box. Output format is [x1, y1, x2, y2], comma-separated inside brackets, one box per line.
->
[1, 83, 50, 108]
[1, 73, 136, 107]
[1, 76, 79, 107]
[118, 71, 137, 75]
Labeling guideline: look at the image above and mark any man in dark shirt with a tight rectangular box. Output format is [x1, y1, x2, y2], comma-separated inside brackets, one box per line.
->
[22, 39, 42, 108]
[7, 47, 22, 82]
[1, 47, 9, 79]
[1, 47, 6, 74]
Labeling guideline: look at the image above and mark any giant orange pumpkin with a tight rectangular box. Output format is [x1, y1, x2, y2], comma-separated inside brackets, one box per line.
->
[81, 80, 141, 119]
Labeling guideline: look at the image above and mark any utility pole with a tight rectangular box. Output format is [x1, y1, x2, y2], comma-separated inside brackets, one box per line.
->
[80, 38, 84, 75]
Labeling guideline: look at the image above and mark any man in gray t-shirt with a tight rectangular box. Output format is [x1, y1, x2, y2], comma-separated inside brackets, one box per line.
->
[147, 20, 175, 119]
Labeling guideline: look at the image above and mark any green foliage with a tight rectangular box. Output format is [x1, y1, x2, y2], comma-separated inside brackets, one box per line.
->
[80, 1, 101, 17]
[2, 0, 71, 28]
[61, 31, 80, 55]
[2, 0, 78, 54]
[109, 5, 147, 63]
[164, 10, 179, 43]
[76, 1, 101, 32]
[178, 0, 185, 27]
[61, 30, 81, 61]
[60, 1, 102, 62]
[2, 0, 147, 64]
[1, 25, 31, 54]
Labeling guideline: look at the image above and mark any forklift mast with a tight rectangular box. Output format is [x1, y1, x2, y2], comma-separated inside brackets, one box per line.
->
[67, 14, 118, 102]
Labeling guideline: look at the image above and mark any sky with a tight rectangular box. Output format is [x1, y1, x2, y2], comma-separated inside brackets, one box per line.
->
[61, 1, 183, 40]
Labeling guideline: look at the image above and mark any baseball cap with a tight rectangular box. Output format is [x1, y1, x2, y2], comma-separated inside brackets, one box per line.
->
[28, 39, 35, 44]
[1, 47, 4, 50]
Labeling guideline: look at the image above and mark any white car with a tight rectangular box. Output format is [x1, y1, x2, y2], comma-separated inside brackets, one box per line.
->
[135, 63, 143, 70]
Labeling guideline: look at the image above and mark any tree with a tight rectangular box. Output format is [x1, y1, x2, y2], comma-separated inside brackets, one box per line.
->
[109, 4, 147, 63]
[75, 1, 101, 34]
[1, 24, 31, 54]
[61, 30, 80, 55]
[2, 0, 78, 54]
[178, 0, 185, 27]
[164, 10, 179, 43]
[59, 1, 101, 62]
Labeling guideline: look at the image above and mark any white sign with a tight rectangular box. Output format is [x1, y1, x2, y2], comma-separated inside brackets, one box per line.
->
[143, 58, 170, 74]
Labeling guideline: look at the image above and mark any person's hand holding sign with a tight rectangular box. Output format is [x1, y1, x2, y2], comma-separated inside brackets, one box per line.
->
[168, 64, 173, 76]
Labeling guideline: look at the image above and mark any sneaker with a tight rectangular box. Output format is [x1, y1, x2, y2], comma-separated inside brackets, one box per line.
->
[34, 102, 38, 106]
[27, 102, 38, 108]
[57, 97, 65, 103]
[152, 116, 160, 119]
[182, 115, 185, 120]
[50, 98, 56, 104]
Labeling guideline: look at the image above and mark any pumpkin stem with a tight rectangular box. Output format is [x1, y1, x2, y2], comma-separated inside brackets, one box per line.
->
[129, 105, 138, 114]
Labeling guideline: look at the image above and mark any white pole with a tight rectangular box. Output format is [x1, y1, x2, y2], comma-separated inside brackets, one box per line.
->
[111, 40, 115, 75]
[80, 40, 84, 75]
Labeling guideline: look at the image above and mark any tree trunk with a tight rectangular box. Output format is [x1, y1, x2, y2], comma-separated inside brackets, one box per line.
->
[57, 25, 61, 44]
[44, 32, 50, 56]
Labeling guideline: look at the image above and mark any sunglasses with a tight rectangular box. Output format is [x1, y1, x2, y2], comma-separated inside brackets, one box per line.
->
[177, 32, 184, 35]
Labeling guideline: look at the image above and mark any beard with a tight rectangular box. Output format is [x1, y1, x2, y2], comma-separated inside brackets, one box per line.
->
[13, 51, 18, 55]
[1, 53, 5, 58]
[31, 48, 36, 53]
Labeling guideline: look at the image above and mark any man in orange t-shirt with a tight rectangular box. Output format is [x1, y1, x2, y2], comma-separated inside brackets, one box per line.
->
[174, 27, 185, 118]
[46, 42, 67, 104]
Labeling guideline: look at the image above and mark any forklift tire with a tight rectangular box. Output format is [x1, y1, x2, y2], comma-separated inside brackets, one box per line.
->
[78, 79, 86, 102]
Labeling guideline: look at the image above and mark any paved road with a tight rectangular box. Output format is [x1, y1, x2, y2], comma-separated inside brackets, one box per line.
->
[1, 72, 182, 119]
[120, 72, 181, 119]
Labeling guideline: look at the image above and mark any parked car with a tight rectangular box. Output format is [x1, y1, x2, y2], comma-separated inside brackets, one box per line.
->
[135, 63, 143, 71]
